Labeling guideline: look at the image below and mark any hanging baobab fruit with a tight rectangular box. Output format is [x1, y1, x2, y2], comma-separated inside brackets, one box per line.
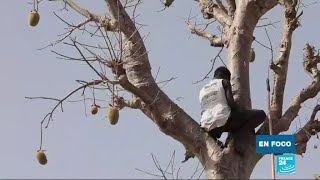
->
[36, 150, 47, 165]
[90, 104, 99, 115]
[90, 84, 100, 115]
[28, 0, 40, 27]
[28, 10, 40, 27]
[106, 84, 119, 125]
[107, 106, 119, 125]
[249, 48, 255, 63]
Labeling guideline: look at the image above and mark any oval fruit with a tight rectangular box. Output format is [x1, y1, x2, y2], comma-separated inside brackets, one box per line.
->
[28, 10, 40, 27]
[36, 151, 47, 165]
[164, 0, 174, 7]
[107, 107, 119, 125]
[249, 48, 255, 63]
[90, 105, 98, 115]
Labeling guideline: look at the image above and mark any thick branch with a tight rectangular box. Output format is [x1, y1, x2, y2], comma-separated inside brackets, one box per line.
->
[113, 95, 156, 122]
[226, 0, 235, 17]
[270, 2, 300, 120]
[303, 44, 320, 78]
[255, 0, 278, 15]
[215, 0, 227, 14]
[275, 44, 320, 133]
[198, 0, 232, 28]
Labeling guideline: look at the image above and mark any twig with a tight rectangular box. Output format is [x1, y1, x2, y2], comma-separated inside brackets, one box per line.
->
[135, 168, 164, 178]
[193, 47, 224, 84]
[38, 12, 92, 50]
[71, 38, 107, 80]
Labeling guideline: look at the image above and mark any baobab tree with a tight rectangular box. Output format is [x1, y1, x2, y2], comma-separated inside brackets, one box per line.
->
[27, 0, 320, 179]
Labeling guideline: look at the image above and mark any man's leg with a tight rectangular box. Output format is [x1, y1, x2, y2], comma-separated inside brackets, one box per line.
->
[244, 109, 267, 130]
[227, 109, 266, 132]
[220, 109, 266, 155]
[208, 110, 246, 139]
[207, 109, 266, 138]
[224, 110, 247, 133]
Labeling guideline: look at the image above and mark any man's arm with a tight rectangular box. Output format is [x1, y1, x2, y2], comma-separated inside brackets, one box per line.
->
[222, 79, 238, 111]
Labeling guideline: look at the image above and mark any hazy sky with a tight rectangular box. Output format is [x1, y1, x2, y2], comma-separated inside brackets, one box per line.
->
[1, 0, 319, 179]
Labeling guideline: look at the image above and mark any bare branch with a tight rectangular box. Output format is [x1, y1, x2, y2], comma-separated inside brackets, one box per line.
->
[64, 0, 118, 31]
[29, 79, 104, 150]
[135, 151, 180, 179]
[186, 21, 224, 47]
[64, 0, 100, 21]
[303, 44, 320, 78]
[135, 168, 164, 178]
[38, 12, 95, 50]
[25, 96, 61, 102]
[71, 39, 107, 80]
[295, 104, 320, 155]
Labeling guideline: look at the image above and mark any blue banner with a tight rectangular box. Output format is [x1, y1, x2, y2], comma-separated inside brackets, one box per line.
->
[256, 135, 295, 154]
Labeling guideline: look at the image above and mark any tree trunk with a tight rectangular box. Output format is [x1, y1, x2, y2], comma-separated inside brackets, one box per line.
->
[227, 1, 262, 109]
[199, 1, 270, 178]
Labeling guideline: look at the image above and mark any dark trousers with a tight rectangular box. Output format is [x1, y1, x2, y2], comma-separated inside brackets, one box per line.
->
[208, 109, 267, 138]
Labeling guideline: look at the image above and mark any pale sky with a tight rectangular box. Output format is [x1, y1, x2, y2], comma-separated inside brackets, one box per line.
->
[1, 0, 319, 179]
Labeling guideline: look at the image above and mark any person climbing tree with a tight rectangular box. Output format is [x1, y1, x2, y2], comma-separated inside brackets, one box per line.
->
[199, 66, 267, 140]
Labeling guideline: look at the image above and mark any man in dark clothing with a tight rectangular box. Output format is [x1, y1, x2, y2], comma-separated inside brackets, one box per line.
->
[199, 66, 266, 139]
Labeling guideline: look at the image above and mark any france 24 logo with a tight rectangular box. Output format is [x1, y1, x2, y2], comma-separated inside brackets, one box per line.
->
[276, 154, 295, 174]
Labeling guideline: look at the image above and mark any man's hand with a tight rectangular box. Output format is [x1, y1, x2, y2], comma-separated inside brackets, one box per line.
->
[222, 79, 238, 111]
